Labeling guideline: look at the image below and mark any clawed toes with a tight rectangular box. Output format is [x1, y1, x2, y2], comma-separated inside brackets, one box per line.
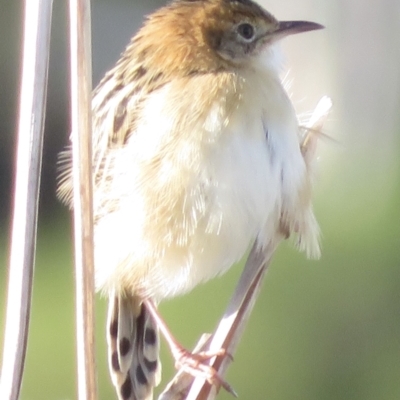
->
[174, 348, 237, 396]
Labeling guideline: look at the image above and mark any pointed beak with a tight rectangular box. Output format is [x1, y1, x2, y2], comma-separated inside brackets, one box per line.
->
[273, 20, 324, 39]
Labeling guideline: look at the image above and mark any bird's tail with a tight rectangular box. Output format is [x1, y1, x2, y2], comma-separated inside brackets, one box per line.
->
[107, 292, 161, 400]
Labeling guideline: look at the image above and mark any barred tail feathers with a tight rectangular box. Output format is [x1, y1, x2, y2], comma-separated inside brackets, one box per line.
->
[107, 293, 161, 400]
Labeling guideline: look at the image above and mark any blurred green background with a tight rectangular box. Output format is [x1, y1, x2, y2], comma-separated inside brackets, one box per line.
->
[1, 0, 400, 399]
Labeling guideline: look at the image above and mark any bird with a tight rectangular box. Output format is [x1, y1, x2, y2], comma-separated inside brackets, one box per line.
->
[57, 0, 323, 399]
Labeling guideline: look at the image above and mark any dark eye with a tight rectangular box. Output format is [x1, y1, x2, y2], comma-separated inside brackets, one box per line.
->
[237, 23, 255, 40]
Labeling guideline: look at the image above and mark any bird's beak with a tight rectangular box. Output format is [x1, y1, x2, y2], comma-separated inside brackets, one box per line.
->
[273, 20, 324, 39]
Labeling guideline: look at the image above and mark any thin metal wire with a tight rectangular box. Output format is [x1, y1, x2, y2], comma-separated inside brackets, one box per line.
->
[69, 0, 97, 399]
[0, 0, 53, 399]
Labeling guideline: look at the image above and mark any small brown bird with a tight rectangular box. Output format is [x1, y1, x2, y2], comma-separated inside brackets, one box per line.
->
[58, 0, 323, 399]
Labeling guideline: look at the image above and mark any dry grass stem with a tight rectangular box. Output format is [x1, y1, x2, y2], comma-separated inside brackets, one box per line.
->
[69, 0, 97, 399]
[0, 1, 53, 399]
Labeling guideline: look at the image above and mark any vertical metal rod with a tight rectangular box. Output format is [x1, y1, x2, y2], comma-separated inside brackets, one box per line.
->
[0, 0, 53, 399]
[69, 0, 97, 399]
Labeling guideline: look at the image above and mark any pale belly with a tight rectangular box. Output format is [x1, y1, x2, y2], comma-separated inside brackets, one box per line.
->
[93, 69, 310, 301]
[145, 130, 280, 300]
[94, 127, 283, 301]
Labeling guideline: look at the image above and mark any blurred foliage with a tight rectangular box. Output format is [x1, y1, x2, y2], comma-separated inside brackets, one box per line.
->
[1, 0, 400, 399]
[1, 183, 400, 399]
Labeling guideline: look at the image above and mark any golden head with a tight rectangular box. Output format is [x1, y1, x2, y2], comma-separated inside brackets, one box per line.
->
[117, 0, 323, 80]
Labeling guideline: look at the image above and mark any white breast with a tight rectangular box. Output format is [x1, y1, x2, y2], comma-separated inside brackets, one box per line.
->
[94, 63, 309, 301]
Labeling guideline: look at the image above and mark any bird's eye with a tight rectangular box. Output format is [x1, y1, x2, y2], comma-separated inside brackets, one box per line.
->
[237, 23, 255, 40]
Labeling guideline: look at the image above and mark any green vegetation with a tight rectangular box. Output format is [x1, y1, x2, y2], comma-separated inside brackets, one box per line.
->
[1, 158, 400, 399]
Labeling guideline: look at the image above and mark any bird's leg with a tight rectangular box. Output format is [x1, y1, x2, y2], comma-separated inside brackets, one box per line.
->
[143, 299, 235, 395]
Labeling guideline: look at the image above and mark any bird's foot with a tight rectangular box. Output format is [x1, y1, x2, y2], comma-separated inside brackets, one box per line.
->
[173, 347, 237, 396]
